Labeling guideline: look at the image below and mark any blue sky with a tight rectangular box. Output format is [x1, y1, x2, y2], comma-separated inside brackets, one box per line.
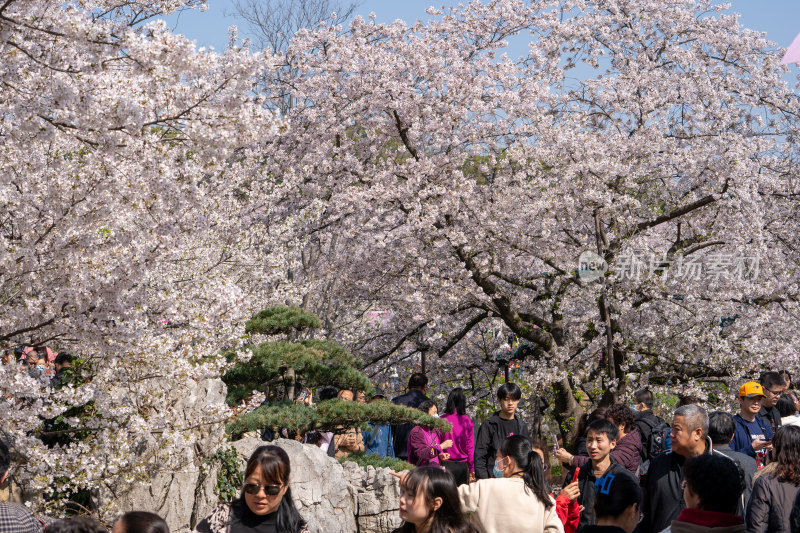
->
[163, 1, 800, 55]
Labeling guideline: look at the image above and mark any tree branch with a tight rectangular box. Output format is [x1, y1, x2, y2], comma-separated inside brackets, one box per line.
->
[436, 311, 489, 358]
[455, 245, 553, 352]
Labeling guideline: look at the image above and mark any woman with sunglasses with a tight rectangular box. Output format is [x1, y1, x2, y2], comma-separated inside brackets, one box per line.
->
[193, 445, 308, 533]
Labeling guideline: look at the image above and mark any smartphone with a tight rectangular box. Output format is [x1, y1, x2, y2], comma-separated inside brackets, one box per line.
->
[552, 433, 559, 454]
[296, 390, 307, 402]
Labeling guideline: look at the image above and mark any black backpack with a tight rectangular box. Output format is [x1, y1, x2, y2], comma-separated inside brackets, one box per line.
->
[636, 415, 671, 461]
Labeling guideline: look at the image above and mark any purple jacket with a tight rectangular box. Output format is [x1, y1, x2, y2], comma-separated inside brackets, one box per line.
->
[441, 413, 475, 472]
[572, 428, 642, 474]
[407, 425, 443, 466]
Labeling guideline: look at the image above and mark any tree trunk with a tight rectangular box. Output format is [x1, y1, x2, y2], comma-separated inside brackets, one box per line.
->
[553, 376, 585, 447]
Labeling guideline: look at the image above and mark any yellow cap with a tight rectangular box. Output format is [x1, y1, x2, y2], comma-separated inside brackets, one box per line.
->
[739, 381, 764, 398]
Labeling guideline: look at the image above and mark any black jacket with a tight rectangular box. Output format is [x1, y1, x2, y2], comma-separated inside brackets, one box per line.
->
[391, 389, 430, 460]
[568, 460, 637, 531]
[759, 406, 782, 431]
[474, 411, 529, 479]
[640, 451, 687, 533]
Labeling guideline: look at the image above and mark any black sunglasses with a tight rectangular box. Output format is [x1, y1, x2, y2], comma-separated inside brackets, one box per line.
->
[243, 482, 283, 496]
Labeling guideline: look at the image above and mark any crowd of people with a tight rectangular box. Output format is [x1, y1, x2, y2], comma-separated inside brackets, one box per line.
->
[1, 345, 74, 389]
[3, 370, 800, 533]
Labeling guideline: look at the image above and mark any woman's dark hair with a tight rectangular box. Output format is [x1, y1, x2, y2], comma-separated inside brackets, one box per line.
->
[773, 425, 800, 485]
[417, 400, 437, 414]
[605, 404, 635, 433]
[238, 445, 306, 532]
[683, 454, 743, 514]
[114, 511, 169, 533]
[594, 471, 642, 519]
[529, 438, 552, 486]
[777, 394, 798, 418]
[499, 435, 553, 509]
[394, 467, 476, 533]
[497, 382, 522, 401]
[444, 388, 466, 416]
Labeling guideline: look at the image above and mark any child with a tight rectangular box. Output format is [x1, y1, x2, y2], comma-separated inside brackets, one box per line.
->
[474, 382, 529, 479]
[563, 419, 637, 531]
[392, 467, 477, 533]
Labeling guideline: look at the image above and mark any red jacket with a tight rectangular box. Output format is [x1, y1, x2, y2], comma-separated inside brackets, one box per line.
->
[555, 468, 581, 533]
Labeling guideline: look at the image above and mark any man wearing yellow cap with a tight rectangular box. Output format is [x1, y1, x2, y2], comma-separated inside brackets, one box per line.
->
[731, 381, 774, 461]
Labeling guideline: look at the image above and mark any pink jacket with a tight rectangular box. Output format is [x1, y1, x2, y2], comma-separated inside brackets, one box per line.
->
[407, 425, 444, 466]
[441, 413, 475, 472]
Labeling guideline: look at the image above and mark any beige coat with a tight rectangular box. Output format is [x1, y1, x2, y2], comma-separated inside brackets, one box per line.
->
[333, 427, 365, 458]
[458, 477, 565, 533]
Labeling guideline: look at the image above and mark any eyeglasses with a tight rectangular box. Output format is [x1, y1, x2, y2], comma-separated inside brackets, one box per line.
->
[766, 389, 784, 397]
[243, 482, 284, 496]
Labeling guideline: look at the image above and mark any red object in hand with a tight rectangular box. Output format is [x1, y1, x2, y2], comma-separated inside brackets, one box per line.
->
[555, 468, 581, 533]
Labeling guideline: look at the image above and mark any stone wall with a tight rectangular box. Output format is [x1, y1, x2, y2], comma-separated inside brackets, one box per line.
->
[343, 461, 404, 533]
[75, 375, 403, 532]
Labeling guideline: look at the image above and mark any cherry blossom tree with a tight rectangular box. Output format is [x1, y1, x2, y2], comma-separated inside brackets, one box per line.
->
[257, 0, 800, 439]
[0, 0, 285, 514]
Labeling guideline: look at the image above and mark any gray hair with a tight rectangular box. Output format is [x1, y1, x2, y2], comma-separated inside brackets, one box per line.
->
[674, 404, 708, 436]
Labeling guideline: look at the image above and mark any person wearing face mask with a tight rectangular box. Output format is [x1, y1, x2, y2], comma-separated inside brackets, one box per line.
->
[25, 350, 43, 378]
[407, 401, 453, 467]
[456, 435, 564, 533]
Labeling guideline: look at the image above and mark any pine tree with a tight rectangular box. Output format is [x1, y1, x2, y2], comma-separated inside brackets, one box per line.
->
[224, 305, 449, 438]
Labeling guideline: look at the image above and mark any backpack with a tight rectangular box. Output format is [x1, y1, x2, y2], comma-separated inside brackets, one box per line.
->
[635, 415, 671, 461]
